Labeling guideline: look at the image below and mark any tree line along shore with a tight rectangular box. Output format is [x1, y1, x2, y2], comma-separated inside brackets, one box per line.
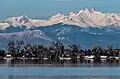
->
[0, 40, 120, 63]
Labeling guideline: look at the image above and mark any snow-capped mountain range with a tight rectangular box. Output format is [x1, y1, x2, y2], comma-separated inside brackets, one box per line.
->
[1, 8, 120, 30]
[0, 8, 120, 48]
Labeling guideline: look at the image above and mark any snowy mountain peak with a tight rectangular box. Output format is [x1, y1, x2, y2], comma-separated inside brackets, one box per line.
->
[1, 8, 120, 29]
[83, 8, 96, 11]
[50, 13, 64, 20]
[78, 8, 101, 14]
[7, 15, 30, 21]
[69, 12, 76, 15]
[66, 12, 76, 20]
[5, 15, 31, 26]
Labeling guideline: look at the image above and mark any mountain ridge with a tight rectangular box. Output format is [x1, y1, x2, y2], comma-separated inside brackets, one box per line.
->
[0, 9, 120, 48]
[1, 8, 120, 30]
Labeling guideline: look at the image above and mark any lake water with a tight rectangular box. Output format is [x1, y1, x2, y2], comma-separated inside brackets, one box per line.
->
[0, 59, 120, 79]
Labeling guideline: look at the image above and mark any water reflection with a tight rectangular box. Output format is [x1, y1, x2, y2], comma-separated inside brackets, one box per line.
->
[0, 59, 119, 67]
[0, 59, 119, 79]
[1, 76, 120, 79]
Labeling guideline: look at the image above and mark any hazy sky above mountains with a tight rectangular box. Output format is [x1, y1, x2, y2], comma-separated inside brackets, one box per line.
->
[0, 0, 120, 19]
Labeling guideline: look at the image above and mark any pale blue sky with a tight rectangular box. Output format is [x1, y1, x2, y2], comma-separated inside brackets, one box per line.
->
[0, 0, 120, 19]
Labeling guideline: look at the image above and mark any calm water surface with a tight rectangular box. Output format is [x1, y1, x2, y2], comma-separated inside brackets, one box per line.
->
[0, 59, 120, 79]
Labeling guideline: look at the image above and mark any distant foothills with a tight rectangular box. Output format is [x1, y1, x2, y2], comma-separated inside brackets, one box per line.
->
[0, 40, 120, 63]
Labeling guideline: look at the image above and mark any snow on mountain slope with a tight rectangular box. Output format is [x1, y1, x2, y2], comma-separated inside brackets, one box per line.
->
[1, 8, 120, 29]
[6, 16, 31, 26]
[0, 16, 31, 29]
[64, 8, 120, 27]
[0, 23, 10, 29]
[0, 30, 52, 41]
[25, 13, 65, 27]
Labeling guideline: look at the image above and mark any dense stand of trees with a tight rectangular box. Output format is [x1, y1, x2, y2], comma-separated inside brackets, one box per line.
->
[0, 40, 120, 63]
